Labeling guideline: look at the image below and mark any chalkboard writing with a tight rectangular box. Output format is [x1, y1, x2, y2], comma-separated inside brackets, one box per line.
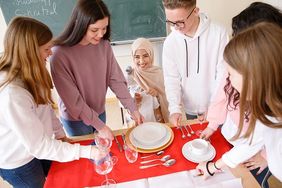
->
[0, 0, 76, 36]
[0, 0, 167, 42]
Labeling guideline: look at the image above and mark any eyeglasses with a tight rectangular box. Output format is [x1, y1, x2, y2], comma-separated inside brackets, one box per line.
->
[166, 7, 195, 29]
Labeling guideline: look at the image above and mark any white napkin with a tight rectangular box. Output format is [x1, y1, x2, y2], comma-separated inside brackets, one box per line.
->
[85, 178, 149, 188]
[190, 168, 243, 188]
[148, 171, 194, 188]
[116, 179, 149, 188]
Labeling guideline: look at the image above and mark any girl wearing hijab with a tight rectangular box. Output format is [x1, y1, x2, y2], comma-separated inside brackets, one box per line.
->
[126, 38, 169, 123]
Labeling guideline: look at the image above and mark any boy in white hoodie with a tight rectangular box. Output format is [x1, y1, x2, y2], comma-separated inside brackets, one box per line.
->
[162, 0, 229, 125]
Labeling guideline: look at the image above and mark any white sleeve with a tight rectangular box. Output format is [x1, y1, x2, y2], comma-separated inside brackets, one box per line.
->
[222, 124, 264, 168]
[50, 107, 66, 139]
[162, 42, 182, 114]
[4, 90, 91, 161]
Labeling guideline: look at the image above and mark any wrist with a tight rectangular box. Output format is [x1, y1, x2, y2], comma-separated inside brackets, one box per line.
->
[206, 161, 215, 176]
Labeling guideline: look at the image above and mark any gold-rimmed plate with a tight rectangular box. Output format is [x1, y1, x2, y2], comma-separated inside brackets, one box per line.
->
[125, 124, 174, 153]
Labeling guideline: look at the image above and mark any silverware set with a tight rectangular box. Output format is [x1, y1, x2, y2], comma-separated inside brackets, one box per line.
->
[114, 133, 126, 152]
[178, 124, 195, 139]
[139, 151, 176, 169]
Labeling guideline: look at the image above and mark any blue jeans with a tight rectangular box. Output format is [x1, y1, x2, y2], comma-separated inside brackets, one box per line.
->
[60, 112, 106, 136]
[251, 167, 271, 188]
[185, 113, 197, 120]
[0, 158, 51, 188]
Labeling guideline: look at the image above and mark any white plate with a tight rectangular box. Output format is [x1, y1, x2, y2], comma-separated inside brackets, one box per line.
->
[182, 141, 216, 163]
[131, 122, 167, 146]
[129, 126, 171, 150]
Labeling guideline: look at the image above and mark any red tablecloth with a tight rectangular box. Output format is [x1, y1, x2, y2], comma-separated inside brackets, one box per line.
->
[44, 123, 232, 188]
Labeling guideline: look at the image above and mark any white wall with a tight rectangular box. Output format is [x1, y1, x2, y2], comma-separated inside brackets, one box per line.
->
[1, 0, 281, 98]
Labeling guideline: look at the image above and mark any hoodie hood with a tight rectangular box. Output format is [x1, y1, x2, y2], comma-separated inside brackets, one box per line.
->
[173, 13, 211, 41]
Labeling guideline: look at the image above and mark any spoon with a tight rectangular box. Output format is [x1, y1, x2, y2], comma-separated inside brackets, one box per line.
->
[140, 155, 171, 164]
[187, 124, 195, 134]
[141, 150, 164, 159]
[139, 159, 176, 169]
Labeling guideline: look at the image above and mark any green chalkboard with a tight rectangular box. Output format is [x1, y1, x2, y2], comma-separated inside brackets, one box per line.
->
[0, 0, 76, 36]
[0, 0, 167, 42]
[104, 0, 166, 43]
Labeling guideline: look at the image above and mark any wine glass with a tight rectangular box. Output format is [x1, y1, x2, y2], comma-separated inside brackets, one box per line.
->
[196, 106, 207, 125]
[196, 105, 207, 137]
[94, 130, 118, 165]
[124, 143, 138, 163]
[94, 154, 116, 188]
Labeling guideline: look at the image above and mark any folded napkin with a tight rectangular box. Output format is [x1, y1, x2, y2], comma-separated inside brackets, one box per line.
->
[148, 171, 194, 188]
[85, 179, 149, 188]
[191, 167, 243, 188]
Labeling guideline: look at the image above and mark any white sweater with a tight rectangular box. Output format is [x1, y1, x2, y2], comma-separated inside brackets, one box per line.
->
[162, 13, 229, 115]
[257, 118, 282, 181]
[0, 73, 91, 169]
[220, 114, 282, 181]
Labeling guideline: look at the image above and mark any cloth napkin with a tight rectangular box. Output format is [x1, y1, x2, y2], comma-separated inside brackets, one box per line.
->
[148, 171, 194, 188]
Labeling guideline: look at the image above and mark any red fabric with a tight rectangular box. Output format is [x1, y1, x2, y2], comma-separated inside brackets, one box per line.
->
[44, 123, 232, 188]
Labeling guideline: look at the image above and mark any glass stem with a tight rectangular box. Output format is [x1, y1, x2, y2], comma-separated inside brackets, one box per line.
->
[105, 174, 109, 185]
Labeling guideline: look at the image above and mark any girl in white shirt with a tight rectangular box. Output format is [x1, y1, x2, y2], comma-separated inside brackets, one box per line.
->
[0, 17, 107, 188]
[196, 22, 282, 182]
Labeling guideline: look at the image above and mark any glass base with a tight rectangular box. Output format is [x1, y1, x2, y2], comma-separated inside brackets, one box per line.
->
[101, 178, 116, 188]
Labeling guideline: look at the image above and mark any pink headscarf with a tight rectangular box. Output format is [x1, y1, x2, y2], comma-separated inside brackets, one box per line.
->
[131, 38, 169, 122]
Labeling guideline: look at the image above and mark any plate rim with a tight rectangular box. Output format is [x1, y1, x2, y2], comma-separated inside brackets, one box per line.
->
[132, 122, 167, 146]
[125, 124, 174, 153]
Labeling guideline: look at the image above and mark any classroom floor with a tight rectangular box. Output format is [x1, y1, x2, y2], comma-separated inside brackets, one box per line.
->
[1, 99, 282, 187]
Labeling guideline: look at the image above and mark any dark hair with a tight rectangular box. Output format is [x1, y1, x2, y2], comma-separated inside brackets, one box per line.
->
[55, 0, 111, 46]
[232, 2, 282, 36]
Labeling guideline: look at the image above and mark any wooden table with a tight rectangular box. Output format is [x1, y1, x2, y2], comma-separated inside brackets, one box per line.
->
[68, 120, 260, 188]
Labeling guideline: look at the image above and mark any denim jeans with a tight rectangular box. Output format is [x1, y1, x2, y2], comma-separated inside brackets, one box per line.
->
[60, 111, 106, 136]
[251, 167, 271, 188]
[185, 113, 197, 120]
[0, 158, 51, 188]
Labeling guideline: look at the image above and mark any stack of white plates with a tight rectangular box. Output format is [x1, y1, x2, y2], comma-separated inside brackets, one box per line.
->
[129, 122, 172, 150]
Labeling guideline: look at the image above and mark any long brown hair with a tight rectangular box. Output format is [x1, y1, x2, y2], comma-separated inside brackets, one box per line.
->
[0, 16, 54, 105]
[55, 0, 111, 46]
[224, 22, 282, 139]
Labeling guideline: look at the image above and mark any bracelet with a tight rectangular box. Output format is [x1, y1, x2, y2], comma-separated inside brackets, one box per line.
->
[206, 161, 215, 176]
[214, 161, 221, 170]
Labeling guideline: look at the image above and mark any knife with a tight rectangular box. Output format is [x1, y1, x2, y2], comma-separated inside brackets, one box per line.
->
[114, 135, 123, 152]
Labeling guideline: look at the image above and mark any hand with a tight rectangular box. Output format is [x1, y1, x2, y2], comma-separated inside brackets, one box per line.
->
[58, 136, 73, 143]
[196, 161, 221, 180]
[98, 125, 114, 141]
[243, 152, 268, 174]
[130, 110, 144, 125]
[90, 145, 109, 161]
[170, 113, 182, 127]
[146, 88, 158, 97]
[200, 127, 215, 140]
[134, 92, 143, 106]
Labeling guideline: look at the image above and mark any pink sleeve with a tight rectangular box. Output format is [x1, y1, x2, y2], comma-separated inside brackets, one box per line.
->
[207, 72, 229, 130]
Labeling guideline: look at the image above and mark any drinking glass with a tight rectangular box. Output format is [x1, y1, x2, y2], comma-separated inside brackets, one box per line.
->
[197, 106, 207, 125]
[196, 105, 207, 137]
[94, 130, 118, 165]
[124, 143, 138, 163]
[94, 154, 116, 188]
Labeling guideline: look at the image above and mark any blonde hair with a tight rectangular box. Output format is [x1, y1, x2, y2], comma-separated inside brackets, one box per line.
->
[224, 22, 282, 139]
[162, 0, 196, 9]
[0, 16, 54, 105]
